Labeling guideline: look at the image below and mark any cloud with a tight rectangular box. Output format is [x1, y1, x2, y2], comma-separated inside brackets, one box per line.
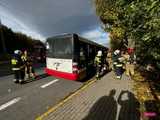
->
[0, 0, 99, 38]
[0, 0, 110, 44]
[0, 3, 45, 41]
[81, 27, 110, 45]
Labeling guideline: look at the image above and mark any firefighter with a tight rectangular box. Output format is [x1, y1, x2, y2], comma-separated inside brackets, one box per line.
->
[127, 51, 136, 77]
[21, 50, 36, 79]
[100, 50, 107, 74]
[112, 50, 120, 73]
[11, 50, 24, 83]
[94, 50, 103, 80]
[106, 49, 112, 71]
[123, 51, 130, 76]
[21, 50, 28, 80]
[113, 50, 124, 79]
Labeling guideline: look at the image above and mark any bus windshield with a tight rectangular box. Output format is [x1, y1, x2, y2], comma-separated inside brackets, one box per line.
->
[46, 37, 73, 59]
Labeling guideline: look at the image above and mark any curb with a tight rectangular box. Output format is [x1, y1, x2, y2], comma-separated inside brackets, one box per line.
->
[35, 77, 97, 120]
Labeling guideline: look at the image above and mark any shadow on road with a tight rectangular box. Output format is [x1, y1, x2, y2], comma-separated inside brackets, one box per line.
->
[22, 73, 49, 84]
[82, 89, 117, 120]
[79, 67, 111, 83]
[118, 90, 140, 120]
[83, 90, 140, 120]
[79, 70, 96, 83]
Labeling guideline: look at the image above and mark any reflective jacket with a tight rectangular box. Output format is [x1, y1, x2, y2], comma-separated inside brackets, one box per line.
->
[21, 55, 27, 63]
[112, 53, 119, 65]
[11, 54, 23, 70]
[116, 56, 124, 67]
[112, 53, 123, 67]
[94, 56, 102, 66]
[21, 54, 33, 66]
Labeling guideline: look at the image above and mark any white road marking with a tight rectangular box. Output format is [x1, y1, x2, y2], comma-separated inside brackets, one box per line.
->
[41, 79, 59, 88]
[0, 97, 21, 111]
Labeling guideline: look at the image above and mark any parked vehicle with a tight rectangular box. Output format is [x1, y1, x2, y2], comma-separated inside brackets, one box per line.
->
[45, 33, 108, 80]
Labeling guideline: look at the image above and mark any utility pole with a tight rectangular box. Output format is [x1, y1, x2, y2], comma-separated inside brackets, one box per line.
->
[0, 19, 6, 53]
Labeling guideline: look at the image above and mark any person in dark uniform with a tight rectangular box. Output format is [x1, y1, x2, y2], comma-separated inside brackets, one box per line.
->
[112, 50, 120, 74]
[21, 50, 36, 80]
[11, 50, 24, 83]
[94, 50, 103, 80]
[106, 49, 112, 71]
[101, 50, 108, 73]
[112, 50, 124, 79]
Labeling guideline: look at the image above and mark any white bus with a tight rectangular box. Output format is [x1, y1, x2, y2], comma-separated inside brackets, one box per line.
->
[45, 33, 108, 81]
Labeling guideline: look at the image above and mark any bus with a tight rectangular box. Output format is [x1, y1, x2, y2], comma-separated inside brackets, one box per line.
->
[45, 33, 108, 81]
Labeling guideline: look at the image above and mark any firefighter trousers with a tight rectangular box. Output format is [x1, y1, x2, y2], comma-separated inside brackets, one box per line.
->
[96, 65, 102, 79]
[115, 66, 123, 79]
[125, 64, 134, 76]
[13, 70, 23, 80]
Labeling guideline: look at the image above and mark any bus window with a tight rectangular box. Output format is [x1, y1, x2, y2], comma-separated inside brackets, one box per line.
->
[88, 45, 95, 62]
[79, 42, 87, 68]
[46, 37, 73, 59]
[46, 40, 54, 57]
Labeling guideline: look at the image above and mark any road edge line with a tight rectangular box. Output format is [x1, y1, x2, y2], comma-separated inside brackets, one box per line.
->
[35, 78, 97, 120]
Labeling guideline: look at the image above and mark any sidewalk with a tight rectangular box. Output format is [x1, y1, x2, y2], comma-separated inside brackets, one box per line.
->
[37, 72, 140, 120]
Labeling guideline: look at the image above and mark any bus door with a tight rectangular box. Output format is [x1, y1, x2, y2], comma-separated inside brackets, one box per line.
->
[74, 39, 87, 80]
[87, 45, 96, 75]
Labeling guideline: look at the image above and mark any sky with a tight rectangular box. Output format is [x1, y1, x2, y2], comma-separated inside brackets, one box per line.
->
[0, 0, 109, 46]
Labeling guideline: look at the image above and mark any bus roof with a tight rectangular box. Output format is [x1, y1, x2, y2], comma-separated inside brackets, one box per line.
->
[47, 33, 73, 40]
[47, 33, 108, 49]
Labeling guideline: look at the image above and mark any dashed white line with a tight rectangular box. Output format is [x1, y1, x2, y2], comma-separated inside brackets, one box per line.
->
[40, 79, 59, 88]
[0, 97, 21, 111]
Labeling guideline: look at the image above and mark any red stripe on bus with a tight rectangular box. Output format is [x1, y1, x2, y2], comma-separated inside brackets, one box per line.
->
[45, 68, 78, 80]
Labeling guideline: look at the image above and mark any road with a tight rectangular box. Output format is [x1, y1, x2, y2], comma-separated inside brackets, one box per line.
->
[0, 64, 83, 120]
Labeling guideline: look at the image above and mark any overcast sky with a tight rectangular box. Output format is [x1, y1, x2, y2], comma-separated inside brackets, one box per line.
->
[0, 0, 109, 45]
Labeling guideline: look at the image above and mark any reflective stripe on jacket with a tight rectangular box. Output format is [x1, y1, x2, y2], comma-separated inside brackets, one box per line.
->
[21, 55, 27, 62]
[11, 54, 23, 69]
[12, 68, 20, 70]
[116, 64, 123, 67]
[113, 62, 118, 65]
[94, 56, 102, 64]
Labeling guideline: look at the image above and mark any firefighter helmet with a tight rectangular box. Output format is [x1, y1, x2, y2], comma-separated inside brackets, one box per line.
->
[97, 50, 102, 56]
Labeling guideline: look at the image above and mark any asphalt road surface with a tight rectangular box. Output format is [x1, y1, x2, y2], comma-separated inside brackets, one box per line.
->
[0, 65, 83, 120]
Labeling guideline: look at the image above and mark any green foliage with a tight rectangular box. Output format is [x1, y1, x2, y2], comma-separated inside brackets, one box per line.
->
[94, 0, 160, 65]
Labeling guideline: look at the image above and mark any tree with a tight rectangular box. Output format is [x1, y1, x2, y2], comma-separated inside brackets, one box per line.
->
[0, 24, 44, 56]
[94, 0, 160, 65]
